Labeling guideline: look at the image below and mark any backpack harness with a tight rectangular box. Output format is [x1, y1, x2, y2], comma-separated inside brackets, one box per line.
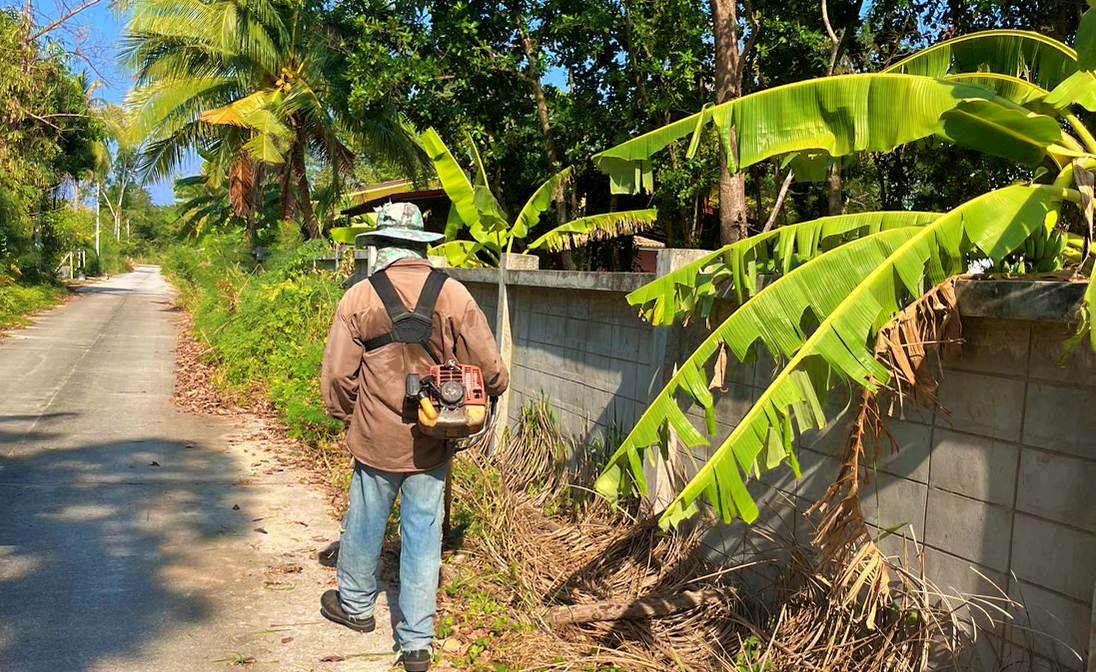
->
[362, 268, 449, 364]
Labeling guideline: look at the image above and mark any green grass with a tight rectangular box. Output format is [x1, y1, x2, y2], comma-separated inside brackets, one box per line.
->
[0, 278, 65, 330]
[161, 235, 347, 475]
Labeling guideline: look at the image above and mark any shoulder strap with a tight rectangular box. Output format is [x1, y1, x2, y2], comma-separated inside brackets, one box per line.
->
[362, 269, 449, 364]
[413, 269, 448, 322]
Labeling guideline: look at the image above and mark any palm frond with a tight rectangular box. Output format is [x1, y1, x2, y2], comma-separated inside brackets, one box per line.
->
[627, 211, 942, 327]
[596, 185, 1063, 527]
[526, 209, 659, 252]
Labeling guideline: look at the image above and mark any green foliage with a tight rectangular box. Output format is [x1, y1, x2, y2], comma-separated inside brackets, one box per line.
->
[596, 17, 1096, 530]
[162, 235, 344, 446]
[421, 129, 659, 263]
[0, 276, 64, 330]
[125, 0, 426, 240]
[0, 9, 102, 279]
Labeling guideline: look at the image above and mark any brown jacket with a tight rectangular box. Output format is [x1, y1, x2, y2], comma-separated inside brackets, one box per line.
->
[321, 259, 508, 472]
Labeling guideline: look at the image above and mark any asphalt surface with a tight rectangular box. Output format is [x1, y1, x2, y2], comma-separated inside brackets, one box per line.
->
[0, 266, 392, 671]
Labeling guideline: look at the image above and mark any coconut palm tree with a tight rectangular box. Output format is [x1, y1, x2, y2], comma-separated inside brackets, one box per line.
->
[122, 0, 425, 240]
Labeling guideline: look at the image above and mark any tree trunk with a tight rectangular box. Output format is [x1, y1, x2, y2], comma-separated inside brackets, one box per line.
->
[516, 9, 575, 269]
[291, 140, 319, 240]
[279, 162, 295, 223]
[246, 163, 265, 246]
[711, 0, 748, 244]
[826, 161, 843, 215]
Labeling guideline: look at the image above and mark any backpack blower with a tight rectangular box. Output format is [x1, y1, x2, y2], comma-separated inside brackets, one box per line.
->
[361, 268, 497, 443]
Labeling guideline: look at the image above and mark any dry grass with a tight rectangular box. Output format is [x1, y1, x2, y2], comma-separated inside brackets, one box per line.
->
[439, 386, 1009, 671]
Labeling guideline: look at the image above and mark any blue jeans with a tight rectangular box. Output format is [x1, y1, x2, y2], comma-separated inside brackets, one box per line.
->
[337, 460, 448, 652]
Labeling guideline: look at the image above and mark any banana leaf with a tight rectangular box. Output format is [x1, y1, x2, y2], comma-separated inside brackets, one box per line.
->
[714, 74, 1006, 172]
[525, 209, 658, 252]
[511, 167, 573, 242]
[467, 131, 491, 188]
[593, 113, 705, 194]
[597, 185, 1063, 527]
[470, 186, 510, 249]
[1044, 70, 1096, 112]
[947, 73, 1049, 106]
[936, 100, 1067, 166]
[428, 240, 489, 268]
[1075, 7, 1096, 71]
[329, 219, 377, 245]
[419, 128, 479, 238]
[883, 30, 1078, 92]
[594, 74, 1003, 192]
[627, 211, 942, 327]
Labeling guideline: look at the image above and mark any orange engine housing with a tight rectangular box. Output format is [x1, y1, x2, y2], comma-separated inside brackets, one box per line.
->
[415, 362, 488, 439]
[428, 363, 487, 407]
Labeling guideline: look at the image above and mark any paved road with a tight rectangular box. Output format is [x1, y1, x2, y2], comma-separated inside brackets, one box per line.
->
[0, 267, 392, 671]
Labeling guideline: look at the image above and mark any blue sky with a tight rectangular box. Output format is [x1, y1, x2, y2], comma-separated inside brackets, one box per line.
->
[14, 0, 195, 204]
[16, 1, 572, 206]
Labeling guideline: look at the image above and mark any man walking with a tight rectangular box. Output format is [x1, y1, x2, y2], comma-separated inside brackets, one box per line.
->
[319, 203, 508, 671]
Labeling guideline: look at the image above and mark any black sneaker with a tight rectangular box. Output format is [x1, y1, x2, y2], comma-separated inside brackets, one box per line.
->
[398, 649, 432, 671]
[318, 540, 340, 567]
[319, 589, 375, 633]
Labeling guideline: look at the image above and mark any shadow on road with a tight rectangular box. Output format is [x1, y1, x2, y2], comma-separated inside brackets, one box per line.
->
[0, 434, 247, 671]
[72, 286, 134, 295]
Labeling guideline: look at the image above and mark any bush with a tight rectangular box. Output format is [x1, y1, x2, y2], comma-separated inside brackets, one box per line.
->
[162, 235, 346, 448]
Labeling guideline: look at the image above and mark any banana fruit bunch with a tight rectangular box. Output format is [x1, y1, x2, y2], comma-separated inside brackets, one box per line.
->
[994, 227, 1070, 274]
[1061, 232, 1087, 267]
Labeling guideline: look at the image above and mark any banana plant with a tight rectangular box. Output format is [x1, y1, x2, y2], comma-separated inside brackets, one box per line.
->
[327, 215, 377, 245]
[418, 128, 659, 267]
[594, 13, 1096, 529]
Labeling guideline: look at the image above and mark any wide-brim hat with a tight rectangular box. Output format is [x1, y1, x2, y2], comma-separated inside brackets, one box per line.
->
[355, 202, 444, 245]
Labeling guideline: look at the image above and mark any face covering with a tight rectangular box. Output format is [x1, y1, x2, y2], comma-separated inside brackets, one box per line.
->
[373, 243, 426, 271]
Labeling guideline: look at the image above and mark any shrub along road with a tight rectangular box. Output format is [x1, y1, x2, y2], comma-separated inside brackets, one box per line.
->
[0, 266, 392, 671]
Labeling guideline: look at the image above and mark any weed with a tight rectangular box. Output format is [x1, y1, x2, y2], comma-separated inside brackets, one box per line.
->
[212, 652, 256, 666]
[0, 277, 64, 329]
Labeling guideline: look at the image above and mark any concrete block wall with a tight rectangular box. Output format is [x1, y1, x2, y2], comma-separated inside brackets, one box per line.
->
[449, 264, 1094, 670]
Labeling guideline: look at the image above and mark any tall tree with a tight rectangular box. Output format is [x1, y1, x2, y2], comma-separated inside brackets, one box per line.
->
[710, 0, 759, 243]
[0, 10, 99, 274]
[123, 0, 425, 240]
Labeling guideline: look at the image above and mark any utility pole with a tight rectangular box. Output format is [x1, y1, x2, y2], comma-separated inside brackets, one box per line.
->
[95, 182, 101, 259]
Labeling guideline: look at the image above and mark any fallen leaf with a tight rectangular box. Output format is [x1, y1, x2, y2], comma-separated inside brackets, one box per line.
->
[439, 637, 463, 653]
[709, 342, 729, 391]
[280, 636, 293, 644]
[254, 527, 268, 534]
[320, 654, 344, 662]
